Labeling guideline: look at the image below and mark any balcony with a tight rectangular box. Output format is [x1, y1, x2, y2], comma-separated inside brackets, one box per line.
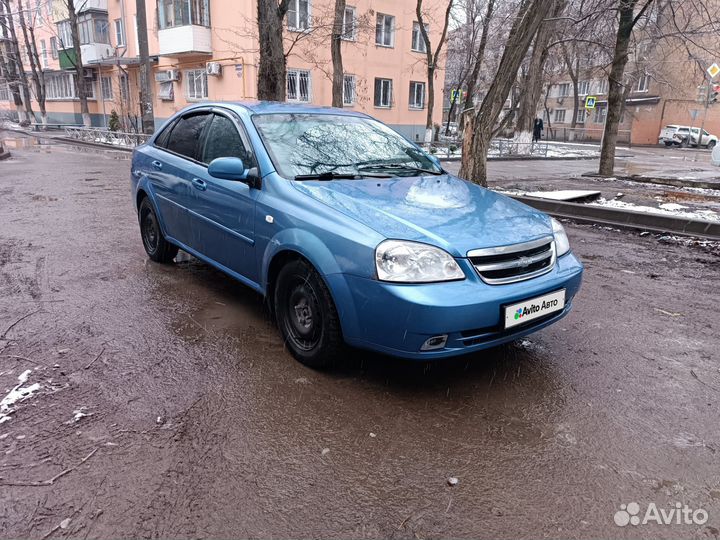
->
[58, 43, 113, 69]
[77, 0, 107, 13]
[158, 25, 212, 56]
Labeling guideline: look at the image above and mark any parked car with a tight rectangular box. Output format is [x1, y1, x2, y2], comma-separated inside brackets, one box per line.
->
[658, 124, 718, 148]
[130, 103, 584, 368]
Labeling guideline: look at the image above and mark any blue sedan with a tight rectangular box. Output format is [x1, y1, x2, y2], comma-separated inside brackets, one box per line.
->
[130, 102, 583, 368]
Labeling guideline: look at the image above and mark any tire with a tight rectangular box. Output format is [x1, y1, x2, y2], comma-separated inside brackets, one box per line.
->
[679, 138, 689, 148]
[274, 259, 344, 368]
[708, 140, 716, 150]
[663, 141, 673, 147]
[138, 197, 178, 263]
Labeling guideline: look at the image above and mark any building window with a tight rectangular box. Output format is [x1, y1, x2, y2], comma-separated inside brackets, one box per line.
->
[375, 13, 394, 47]
[341, 5, 356, 40]
[185, 69, 208, 100]
[0, 82, 9, 101]
[46, 72, 76, 99]
[578, 80, 589, 95]
[40, 39, 48, 68]
[409, 81, 425, 109]
[114, 18, 125, 46]
[50, 36, 58, 59]
[594, 107, 606, 124]
[374, 77, 392, 108]
[557, 83, 570, 97]
[576, 108, 586, 123]
[76, 14, 110, 45]
[101, 76, 113, 100]
[343, 74, 355, 105]
[411, 22, 427, 53]
[158, 81, 174, 100]
[287, 0, 310, 31]
[120, 74, 129, 100]
[554, 109, 566, 123]
[597, 79, 609, 94]
[57, 20, 72, 48]
[635, 74, 650, 92]
[158, 0, 210, 29]
[287, 69, 310, 102]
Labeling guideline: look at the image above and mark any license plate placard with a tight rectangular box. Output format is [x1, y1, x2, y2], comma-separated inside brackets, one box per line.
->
[504, 289, 565, 329]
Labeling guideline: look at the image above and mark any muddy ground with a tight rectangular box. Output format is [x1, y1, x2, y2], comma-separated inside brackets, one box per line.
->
[1, 141, 719, 539]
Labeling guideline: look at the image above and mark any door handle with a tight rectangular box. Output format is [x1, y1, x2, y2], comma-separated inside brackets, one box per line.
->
[151, 160, 163, 170]
[191, 178, 207, 191]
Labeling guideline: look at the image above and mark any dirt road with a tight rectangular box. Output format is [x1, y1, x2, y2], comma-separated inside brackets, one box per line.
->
[1, 141, 719, 539]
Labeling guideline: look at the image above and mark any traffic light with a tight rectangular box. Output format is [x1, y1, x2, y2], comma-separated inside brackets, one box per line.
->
[711, 85, 720, 104]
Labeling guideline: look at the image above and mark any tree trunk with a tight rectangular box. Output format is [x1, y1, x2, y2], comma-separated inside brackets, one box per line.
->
[459, 0, 554, 186]
[17, 0, 47, 127]
[569, 57, 579, 129]
[257, 0, 290, 101]
[460, 0, 494, 132]
[136, 0, 155, 133]
[66, 0, 91, 127]
[330, 0, 345, 107]
[416, 0, 453, 143]
[599, 0, 650, 176]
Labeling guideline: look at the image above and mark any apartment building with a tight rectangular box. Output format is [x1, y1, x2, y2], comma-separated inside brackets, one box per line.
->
[0, 0, 447, 140]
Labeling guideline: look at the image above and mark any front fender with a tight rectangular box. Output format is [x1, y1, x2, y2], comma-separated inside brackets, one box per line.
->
[261, 228, 363, 341]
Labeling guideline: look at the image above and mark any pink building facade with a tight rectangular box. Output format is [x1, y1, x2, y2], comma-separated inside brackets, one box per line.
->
[1, 0, 448, 140]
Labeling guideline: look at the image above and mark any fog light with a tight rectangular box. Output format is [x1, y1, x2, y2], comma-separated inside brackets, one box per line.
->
[421, 335, 448, 351]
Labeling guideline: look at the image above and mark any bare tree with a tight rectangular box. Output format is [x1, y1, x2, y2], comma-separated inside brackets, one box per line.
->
[15, 0, 46, 126]
[0, 0, 34, 124]
[460, 0, 494, 131]
[459, 0, 555, 186]
[0, 3, 25, 123]
[257, 0, 291, 101]
[62, 0, 91, 126]
[416, 0, 454, 142]
[330, 0, 345, 107]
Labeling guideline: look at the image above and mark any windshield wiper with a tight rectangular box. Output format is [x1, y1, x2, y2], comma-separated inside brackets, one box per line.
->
[294, 171, 392, 181]
[357, 163, 443, 176]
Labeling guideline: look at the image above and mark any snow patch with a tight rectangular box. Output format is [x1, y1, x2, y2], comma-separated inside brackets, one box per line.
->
[0, 370, 41, 424]
[590, 198, 720, 222]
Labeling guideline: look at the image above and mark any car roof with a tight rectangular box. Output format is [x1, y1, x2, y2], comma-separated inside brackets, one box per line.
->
[185, 100, 371, 118]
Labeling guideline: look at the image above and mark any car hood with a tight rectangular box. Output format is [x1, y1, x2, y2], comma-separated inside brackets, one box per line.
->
[292, 174, 553, 256]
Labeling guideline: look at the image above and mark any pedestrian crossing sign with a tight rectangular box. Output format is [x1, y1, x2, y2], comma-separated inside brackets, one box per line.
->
[585, 95, 597, 109]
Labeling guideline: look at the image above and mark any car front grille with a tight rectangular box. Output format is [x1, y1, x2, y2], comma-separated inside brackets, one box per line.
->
[467, 236, 555, 285]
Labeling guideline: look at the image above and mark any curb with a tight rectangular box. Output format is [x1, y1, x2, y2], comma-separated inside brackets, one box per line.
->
[581, 172, 720, 190]
[511, 195, 720, 240]
[1, 127, 134, 153]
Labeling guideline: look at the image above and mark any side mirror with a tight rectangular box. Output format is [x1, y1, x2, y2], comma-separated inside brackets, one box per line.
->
[208, 157, 247, 181]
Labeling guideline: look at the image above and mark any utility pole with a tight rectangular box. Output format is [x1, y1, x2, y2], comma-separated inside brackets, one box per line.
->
[135, 0, 155, 134]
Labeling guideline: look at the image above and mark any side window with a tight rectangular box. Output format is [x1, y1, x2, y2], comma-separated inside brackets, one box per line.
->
[165, 112, 210, 160]
[154, 120, 175, 148]
[201, 114, 251, 165]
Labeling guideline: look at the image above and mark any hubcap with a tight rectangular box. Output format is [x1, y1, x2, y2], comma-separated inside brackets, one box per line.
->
[284, 281, 322, 351]
[142, 211, 159, 253]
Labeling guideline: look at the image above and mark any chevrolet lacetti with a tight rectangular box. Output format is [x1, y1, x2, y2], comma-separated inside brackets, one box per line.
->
[130, 102, 583, 368]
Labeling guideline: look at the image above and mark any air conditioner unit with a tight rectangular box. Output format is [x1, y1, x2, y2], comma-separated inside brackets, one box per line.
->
[157, 81, 174, 101]
[83, 68, 95, 79]
[155, 69, 179, 82]
[206, 62, 222, 76]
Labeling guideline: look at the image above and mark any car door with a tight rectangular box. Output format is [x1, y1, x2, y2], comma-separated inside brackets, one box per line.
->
[189, 110, 260, 283]
[146, 110, 212, 250]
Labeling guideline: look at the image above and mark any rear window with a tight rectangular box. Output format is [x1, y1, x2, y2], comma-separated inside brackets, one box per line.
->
[164, 113, 211, 160]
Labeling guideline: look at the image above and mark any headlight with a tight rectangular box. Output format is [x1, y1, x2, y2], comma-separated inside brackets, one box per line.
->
[551, 218, 570, 256]
[375, 240, 465, 283]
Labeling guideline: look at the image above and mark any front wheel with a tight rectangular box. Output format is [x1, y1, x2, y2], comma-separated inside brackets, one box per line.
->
[274, 259, 344, 368]
[138, 197, 178, 263]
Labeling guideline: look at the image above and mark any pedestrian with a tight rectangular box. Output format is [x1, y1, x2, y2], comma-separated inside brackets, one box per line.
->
[533, 117, 544, 142]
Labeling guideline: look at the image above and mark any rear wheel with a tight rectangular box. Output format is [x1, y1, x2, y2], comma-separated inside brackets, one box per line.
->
[274, 259, 343, 368]
[139, 197, 178, 263]
[708, 140, 716, 150]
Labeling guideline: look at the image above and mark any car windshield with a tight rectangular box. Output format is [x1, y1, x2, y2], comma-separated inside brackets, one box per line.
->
[252, 113, 442, 179]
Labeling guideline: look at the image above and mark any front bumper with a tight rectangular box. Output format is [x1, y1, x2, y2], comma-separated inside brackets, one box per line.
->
[330, 252, 583, 359]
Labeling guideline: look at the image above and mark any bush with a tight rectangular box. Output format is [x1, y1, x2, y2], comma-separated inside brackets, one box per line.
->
[449, 144, 458, 153]
[108, 109, 120, 132]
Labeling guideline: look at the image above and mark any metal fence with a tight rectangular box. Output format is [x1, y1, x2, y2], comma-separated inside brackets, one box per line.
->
[63, 127, 149, 148]
[544, 126, 632, 146]
[422, 138, 549, 158]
